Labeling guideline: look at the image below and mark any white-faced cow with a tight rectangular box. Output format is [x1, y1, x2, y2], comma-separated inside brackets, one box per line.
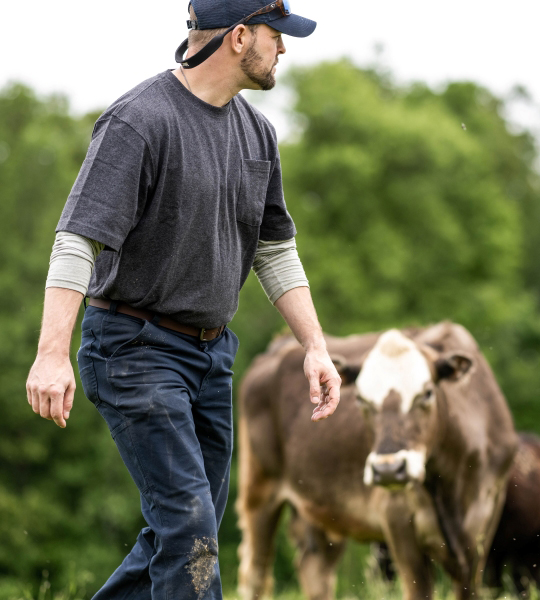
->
[237, 322, 517, 600]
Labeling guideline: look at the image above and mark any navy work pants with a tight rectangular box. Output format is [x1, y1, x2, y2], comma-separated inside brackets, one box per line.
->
[77, 304, 239, 599]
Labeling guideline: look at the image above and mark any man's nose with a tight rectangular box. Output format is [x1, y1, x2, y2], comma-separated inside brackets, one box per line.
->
[278, 38, 286, 55]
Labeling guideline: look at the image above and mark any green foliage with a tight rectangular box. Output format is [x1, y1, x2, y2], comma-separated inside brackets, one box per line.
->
[0, 83, 141, 596]
[235, 60, 540, 431]
[1, 60, 540, 595]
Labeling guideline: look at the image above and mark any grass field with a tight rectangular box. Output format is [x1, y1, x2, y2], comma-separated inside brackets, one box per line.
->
[4, 572, 536, 600]
[4, 584, 534, 600]
[3, 537, 535, 600]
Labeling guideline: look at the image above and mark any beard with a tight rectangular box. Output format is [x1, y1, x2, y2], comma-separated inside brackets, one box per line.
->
[240, 39, 276, 91]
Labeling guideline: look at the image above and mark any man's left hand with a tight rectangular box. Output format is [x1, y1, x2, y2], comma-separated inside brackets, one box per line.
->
[304, 349, 341, 422]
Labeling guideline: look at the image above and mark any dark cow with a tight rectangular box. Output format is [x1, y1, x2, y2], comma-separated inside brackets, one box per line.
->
[486, 433, 540, 593]
[237, 322, 517, 600]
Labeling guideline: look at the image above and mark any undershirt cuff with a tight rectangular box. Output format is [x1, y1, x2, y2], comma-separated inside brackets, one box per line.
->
[252, 238, 310, 304]
[46, 231, 104, 296]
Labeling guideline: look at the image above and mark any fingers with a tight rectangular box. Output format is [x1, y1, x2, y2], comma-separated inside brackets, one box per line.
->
[63, 381, 75, 422]
[34, 386, 70, 428]
[327, 377, 341, 409]
[27, 356, 75, 428]
[38, 385, 53, 421]
[50, 387, 67, 428]
[311, 376, 341, 422]
[308, 372, 321, 404]
[304, 349, 342, 422]
[31, 388, 41, 416]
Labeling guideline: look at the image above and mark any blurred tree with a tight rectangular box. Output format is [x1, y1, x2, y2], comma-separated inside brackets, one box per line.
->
[233, 60, 540, 438]
[0, 83, 142, 597]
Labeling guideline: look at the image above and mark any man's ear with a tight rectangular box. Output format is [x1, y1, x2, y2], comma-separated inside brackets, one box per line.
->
[434, 353, 473, 382]
[230, 24, 248, 54]
[331, 355, 361, 385]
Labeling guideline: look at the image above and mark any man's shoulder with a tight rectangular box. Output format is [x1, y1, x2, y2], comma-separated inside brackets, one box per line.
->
[95, 71, 175, 141]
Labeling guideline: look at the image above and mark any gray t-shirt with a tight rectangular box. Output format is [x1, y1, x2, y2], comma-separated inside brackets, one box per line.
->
[57, 70, 296, 327]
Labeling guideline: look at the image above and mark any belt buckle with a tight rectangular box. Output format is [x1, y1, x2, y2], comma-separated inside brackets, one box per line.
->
[200, 327, 209, 341]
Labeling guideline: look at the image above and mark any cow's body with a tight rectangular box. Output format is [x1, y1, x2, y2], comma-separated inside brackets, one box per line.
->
[237, 323, 517, 600]
[486, 433, 540, 592]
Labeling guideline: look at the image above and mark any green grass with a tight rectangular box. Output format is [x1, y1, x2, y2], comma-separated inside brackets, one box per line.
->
[1, 579, 535, 600]
[2, 542, 537, 600]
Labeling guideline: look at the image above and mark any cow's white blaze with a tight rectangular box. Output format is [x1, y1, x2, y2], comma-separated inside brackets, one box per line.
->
[356, 329, 432, 413]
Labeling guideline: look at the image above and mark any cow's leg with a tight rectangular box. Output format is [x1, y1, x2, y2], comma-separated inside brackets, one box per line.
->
[237, 480, 284, 600]
[237, 420, 284, 600]
[372, 541, 396, 581]
[383, 497, 433, 600]
[428, 482, 480, 600]
[483, 546, 504, 590]
[289, 511, 346, 600]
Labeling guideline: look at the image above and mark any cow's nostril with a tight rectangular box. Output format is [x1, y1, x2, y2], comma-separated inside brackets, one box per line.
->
[394, 459, 407, 481]
[372, 457, 408, 486]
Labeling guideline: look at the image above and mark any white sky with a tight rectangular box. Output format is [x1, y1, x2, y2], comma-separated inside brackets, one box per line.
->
[2, 0, 540, 143]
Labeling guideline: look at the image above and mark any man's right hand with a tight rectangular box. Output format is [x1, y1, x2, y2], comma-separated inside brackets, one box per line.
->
[26, 287, 84, 428]
[26, 353, 75, 428]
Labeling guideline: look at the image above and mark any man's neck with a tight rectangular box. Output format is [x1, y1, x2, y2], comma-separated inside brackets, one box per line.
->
[172, 66, 244, 107]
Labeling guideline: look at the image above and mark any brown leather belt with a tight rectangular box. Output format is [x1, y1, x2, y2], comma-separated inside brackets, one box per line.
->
[88, 298, 225, 341]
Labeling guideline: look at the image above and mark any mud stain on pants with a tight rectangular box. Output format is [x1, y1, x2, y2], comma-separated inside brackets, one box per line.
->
[185, 537, 218, 598]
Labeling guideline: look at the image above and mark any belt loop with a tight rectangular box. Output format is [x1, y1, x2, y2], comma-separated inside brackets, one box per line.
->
[109, 300, 118, 315]
[83, 297, 88, 311]
[151, 314, 161, 326]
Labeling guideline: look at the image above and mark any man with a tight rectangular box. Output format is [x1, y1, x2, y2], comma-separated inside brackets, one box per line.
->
[26, 1, 341, 597]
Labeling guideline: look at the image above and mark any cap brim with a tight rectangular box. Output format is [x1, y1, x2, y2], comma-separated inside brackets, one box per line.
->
[267, 13, 317, 38]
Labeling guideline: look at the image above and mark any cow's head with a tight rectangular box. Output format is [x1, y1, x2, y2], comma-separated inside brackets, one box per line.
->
[334, 329, 473, 488]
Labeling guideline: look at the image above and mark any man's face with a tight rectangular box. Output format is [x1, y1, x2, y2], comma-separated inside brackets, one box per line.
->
[240, 25, 286, 91]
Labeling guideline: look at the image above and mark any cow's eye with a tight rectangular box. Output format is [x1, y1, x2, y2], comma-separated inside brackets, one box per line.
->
[414, 389, 434, 409]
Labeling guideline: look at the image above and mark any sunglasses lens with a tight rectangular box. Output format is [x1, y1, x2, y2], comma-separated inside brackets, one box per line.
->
[283, 0, 291, 14]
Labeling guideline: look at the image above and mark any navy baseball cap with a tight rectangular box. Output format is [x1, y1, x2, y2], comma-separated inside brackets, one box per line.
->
[190, 0, 317, 38]
[176, 0, 316, 68]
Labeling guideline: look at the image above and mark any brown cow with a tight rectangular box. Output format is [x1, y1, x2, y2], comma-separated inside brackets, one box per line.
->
[237, 322, 517, 600]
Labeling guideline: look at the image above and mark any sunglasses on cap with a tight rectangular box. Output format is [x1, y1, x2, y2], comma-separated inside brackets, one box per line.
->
[175, 0, 291, 70]
[239, 0, 291, 22]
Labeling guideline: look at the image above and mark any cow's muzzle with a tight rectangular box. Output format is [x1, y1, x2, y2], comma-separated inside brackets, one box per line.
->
[372, 456, 407, 485]
[364, 449, 426, 487]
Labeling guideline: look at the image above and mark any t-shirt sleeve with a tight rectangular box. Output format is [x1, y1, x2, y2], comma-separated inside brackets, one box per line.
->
[259, 140, 296, 242]
[56, 115, 154, 251]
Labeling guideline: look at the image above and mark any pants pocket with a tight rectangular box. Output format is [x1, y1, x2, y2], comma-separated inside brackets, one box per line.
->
[100, 315, 151, 360]
[77, 329, 100, 404]
[79, 363, 99, 404]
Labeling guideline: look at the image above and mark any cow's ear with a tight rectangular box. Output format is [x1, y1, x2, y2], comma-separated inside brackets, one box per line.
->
[435, 353, 473, 382]
[331, 355, 361, 385]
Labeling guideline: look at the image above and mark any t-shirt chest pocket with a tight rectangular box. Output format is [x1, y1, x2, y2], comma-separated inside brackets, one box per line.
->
[236, 159, 271, 227]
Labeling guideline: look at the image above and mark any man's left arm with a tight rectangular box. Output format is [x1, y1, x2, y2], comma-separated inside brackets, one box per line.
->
[275, 287, 341, 422]
[252, 239, 341, 422]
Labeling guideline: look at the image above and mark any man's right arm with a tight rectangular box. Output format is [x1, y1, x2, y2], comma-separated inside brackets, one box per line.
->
[29, 115, 152, 427]
[26, 287, 83, 428]
[26, 232, 103, 428]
